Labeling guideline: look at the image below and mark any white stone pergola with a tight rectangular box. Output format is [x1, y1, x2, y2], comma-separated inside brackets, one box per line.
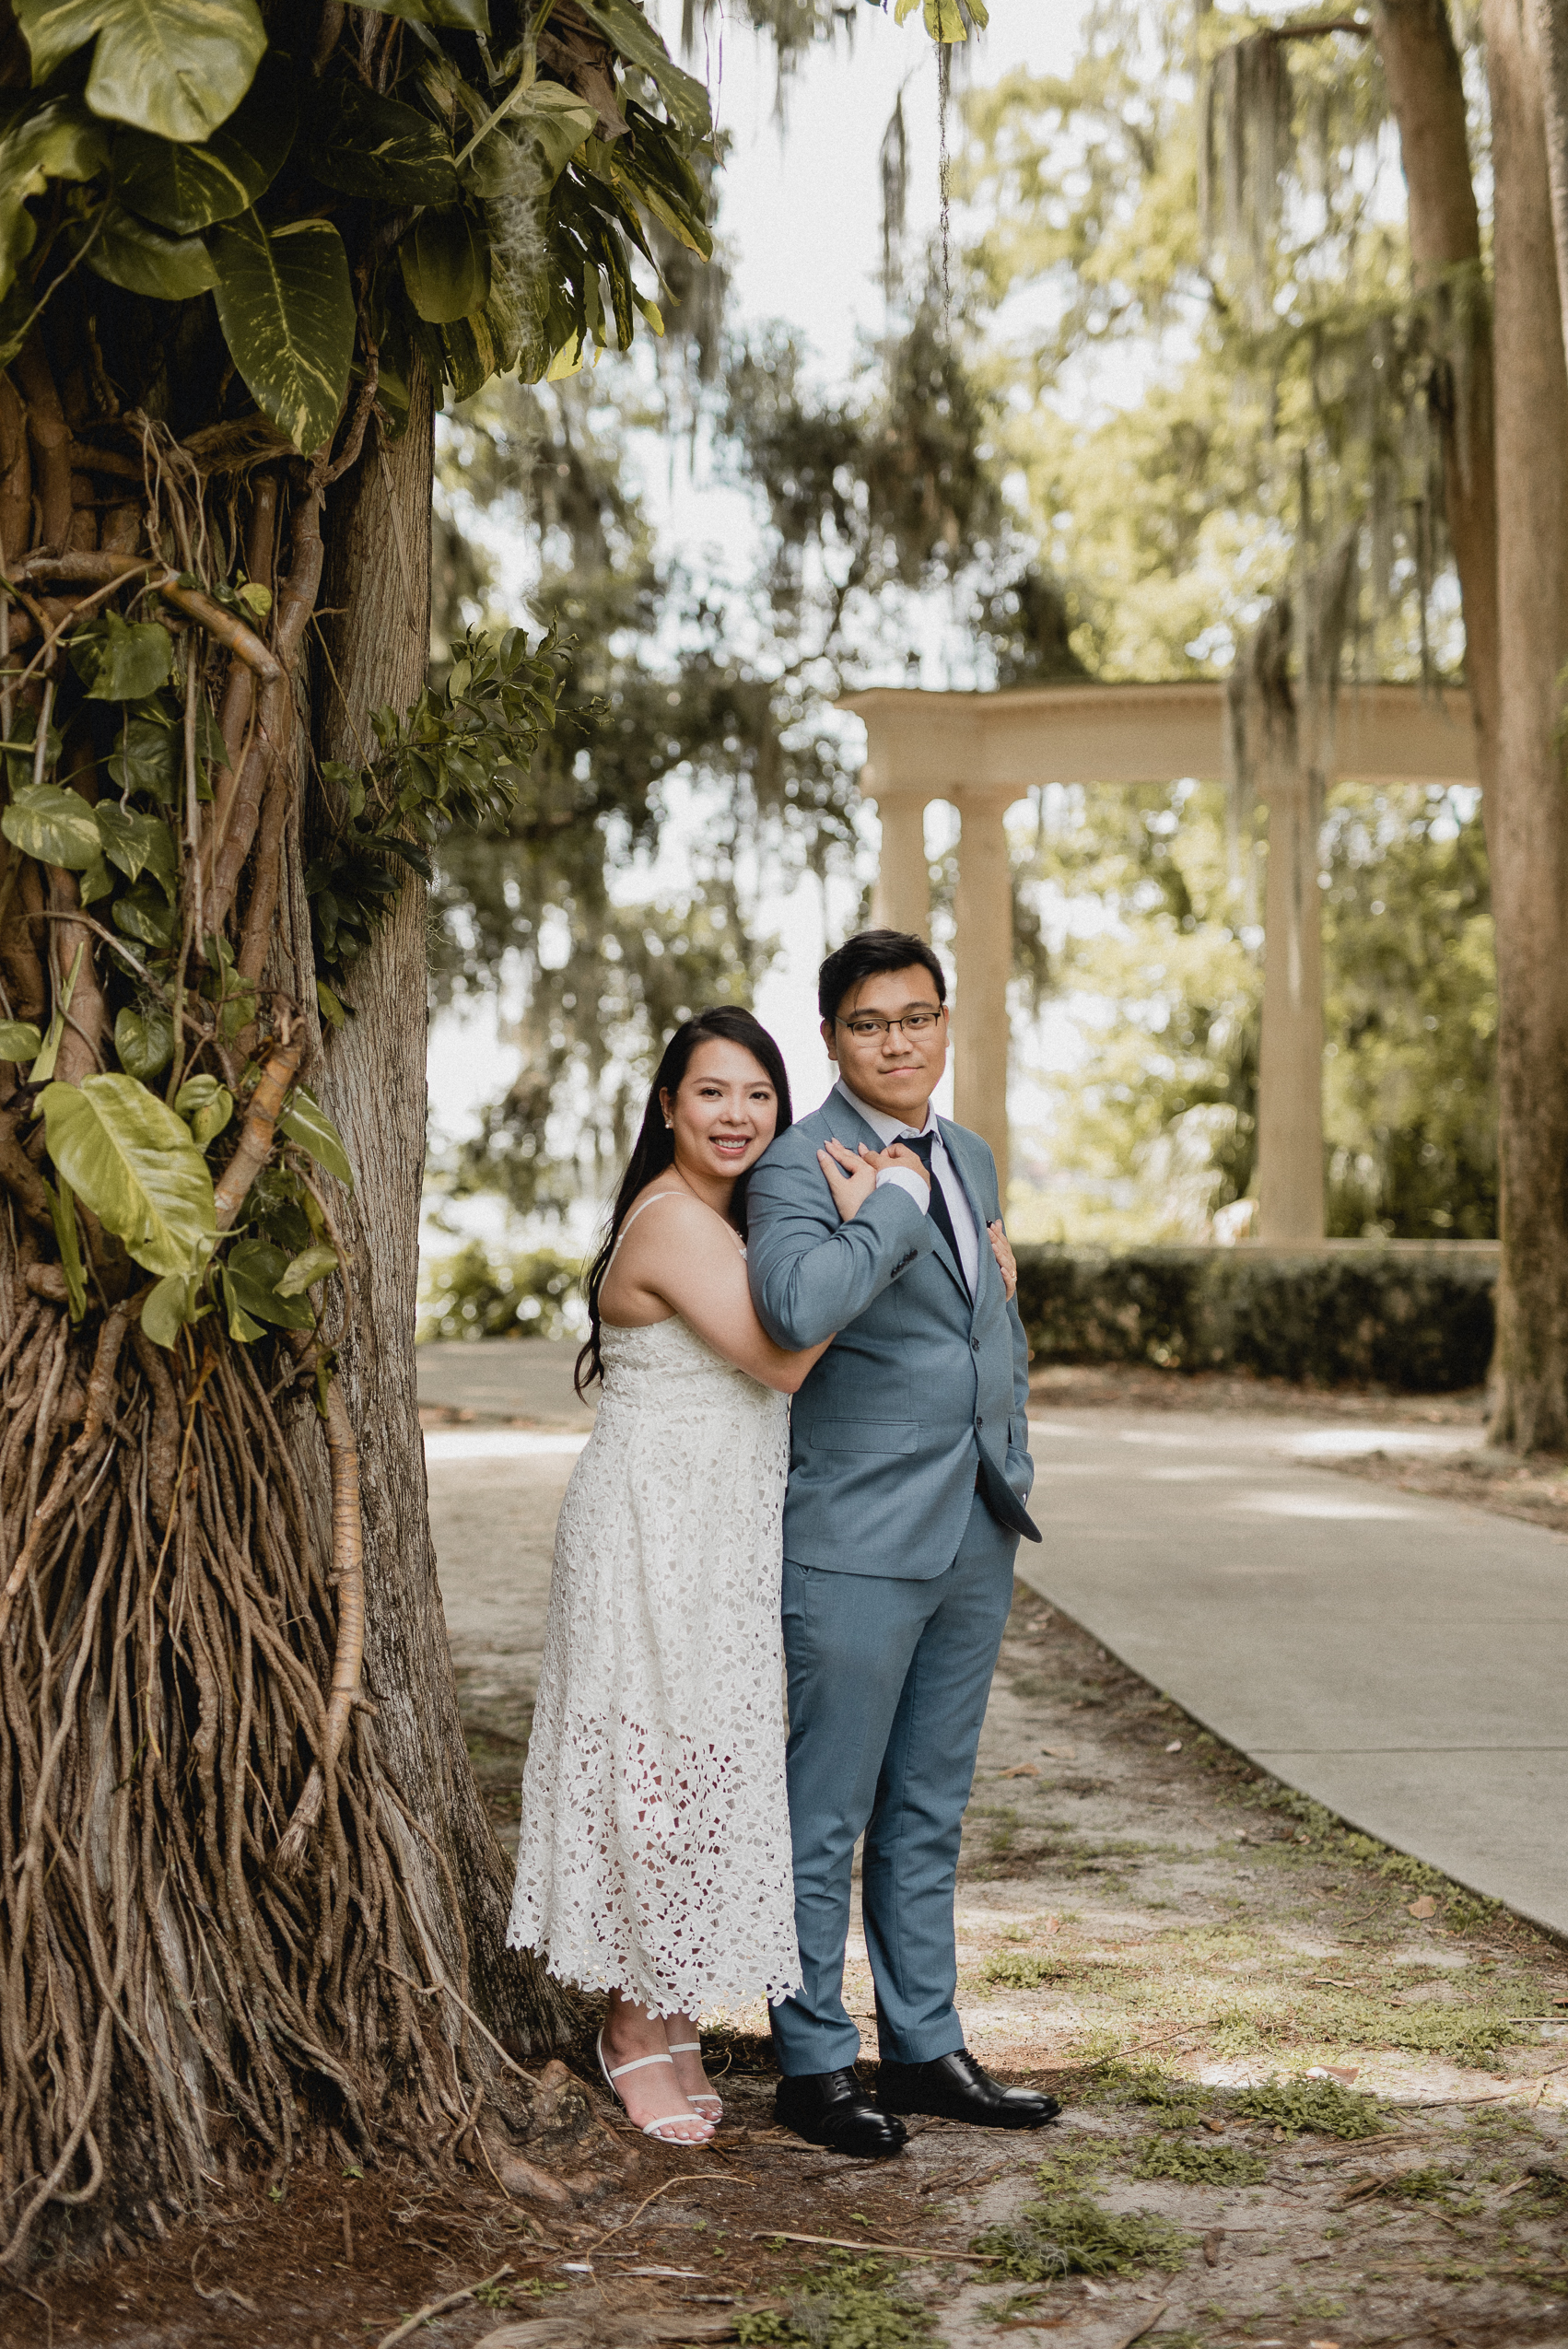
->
[837, 681, 1478, 1234]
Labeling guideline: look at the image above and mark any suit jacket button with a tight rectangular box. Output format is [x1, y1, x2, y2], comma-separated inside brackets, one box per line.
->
[971, 1338, 979, 1352]
[976, 1416, 983, 1429]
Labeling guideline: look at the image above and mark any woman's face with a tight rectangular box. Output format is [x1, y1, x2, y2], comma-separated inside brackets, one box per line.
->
[661, 1038, 779, 1183]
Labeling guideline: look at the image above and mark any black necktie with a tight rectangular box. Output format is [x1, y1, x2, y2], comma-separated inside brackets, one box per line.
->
[900, 1129, 969, 1295]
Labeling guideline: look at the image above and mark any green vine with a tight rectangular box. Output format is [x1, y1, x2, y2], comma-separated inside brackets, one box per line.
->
[309, 624, 561, 1019]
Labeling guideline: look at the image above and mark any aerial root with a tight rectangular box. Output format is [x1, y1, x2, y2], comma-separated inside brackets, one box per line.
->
[0, 1297, 507, 2269]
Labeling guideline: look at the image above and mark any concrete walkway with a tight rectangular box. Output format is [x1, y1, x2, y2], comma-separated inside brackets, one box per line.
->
[417, 1341, 1567, 1940]
[1022, 1408, 1568, 1940]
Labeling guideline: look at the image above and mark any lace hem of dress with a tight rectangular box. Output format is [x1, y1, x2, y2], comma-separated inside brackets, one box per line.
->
[502, 1922, 802, 2020]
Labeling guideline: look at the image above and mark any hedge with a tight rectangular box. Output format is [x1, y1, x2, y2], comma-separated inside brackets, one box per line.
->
[1012, 1243, 1498, 1392]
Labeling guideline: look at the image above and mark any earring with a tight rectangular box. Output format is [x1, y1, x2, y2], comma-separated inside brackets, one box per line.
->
[665, 1119, 673, 1130]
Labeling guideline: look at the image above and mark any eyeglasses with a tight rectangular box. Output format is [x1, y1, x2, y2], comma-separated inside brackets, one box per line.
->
[836, 1008, 943, 1042]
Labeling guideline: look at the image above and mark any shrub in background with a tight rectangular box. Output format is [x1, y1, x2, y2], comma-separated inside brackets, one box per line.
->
[1014, 1245, 1496, 1391]
[419, 1243, 584, 1344]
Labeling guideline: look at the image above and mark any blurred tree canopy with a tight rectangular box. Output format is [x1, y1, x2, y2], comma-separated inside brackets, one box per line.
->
[1012, 777, 1492, 1243]
[427, 275, 1077, 1213]
[963, 0, 1497, 1239]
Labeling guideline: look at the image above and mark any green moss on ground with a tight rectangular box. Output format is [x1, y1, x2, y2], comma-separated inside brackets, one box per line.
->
[973, 2182, 1190, 2282]
[735, 2256, 932, 2349]
[1131, 2135, 1270, 2186]
[1234, 2075, 1387, 2139]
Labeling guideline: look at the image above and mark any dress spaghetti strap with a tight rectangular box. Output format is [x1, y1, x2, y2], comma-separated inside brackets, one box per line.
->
[608, 1187, 685, 1264]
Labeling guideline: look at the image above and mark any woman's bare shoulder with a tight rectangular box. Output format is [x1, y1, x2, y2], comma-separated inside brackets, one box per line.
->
[617, 1184, 735, 1252]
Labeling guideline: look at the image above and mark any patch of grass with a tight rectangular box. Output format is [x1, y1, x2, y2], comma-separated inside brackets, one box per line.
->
[735, 2256, 932, 2349]
[981, 1952, 1058, 1990]
[1130, 2135, 1269, 2186]
[1382, 2164, 1469, 2204]
[972, 2191, 1190, 2282]
[1030, 2146, 1109, 2192]
[1090, 2062, 1212, 2129]
[1234, 2074, 1387, 2140]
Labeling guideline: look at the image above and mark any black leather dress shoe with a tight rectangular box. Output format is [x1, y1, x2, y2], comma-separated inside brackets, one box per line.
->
[776, 2067, 908, 2156]
[876, 2049, 1060, 2130]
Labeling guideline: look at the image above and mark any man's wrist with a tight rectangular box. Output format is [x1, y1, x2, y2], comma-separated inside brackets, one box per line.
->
[876, 1166, 930, 1211]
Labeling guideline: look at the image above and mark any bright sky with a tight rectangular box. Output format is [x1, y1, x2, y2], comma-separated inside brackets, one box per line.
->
[426, 3, 1088, 1247]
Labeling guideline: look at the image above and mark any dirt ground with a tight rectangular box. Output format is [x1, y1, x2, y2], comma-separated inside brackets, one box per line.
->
[11, 1363, 1568, 2349]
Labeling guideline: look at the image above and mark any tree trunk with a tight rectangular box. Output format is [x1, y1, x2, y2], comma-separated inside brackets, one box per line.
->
[1479, 0, 1568, 1448]
[306, 369, 577, 2052]
[1373, 0, 1501, 809]
[1533, 0, 1568, 330]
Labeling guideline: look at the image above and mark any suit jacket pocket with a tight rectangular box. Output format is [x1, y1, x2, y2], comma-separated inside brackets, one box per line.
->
[806, 1420, 920, 1454]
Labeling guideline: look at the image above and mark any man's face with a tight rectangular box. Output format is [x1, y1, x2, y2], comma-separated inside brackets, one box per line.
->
[821, 965, 949, 1124]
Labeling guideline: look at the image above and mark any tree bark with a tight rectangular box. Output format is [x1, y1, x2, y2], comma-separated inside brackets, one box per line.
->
[1479, 0, 1568, 1448]
[1533, 0, 1568, 329]
[305, 368, 578, 2052]
[1372, 0, 1501, 810]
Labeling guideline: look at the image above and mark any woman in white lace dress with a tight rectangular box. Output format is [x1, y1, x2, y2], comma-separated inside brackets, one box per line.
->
[508, 1009, 872, 2143]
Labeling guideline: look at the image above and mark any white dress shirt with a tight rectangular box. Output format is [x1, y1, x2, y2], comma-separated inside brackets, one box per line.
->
[834, 1080, 980, 1294]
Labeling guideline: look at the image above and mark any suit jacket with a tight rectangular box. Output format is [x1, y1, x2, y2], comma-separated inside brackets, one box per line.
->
[745, 1089, 1036, 1575]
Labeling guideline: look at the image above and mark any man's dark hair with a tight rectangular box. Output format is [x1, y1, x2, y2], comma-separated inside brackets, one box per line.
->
[818, 929, 947, 1024]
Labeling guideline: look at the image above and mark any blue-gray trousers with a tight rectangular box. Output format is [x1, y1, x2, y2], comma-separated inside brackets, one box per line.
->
[770, 1490, 1018, 2074]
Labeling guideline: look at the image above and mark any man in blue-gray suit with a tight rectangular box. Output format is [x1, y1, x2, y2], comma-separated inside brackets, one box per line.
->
[745, 929, 1060, 2158]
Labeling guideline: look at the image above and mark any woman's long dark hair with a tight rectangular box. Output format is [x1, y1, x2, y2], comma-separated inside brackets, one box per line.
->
[574, 1008, 793, 1395]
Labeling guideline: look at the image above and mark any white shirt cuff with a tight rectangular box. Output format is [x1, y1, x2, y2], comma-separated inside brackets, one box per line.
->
[876, 1166, 930, 1210]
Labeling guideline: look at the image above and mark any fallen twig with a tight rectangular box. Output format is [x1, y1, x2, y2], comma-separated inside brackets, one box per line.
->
[749, 2229, 999, 2261]
[1109, 2306, 1169, 2349]
[191, 2247, 259, 2314]
[583, 2172, 756, 2258]
[374, 2262, 511, 2349]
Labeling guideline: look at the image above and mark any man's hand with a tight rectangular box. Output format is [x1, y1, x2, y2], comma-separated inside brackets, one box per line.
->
[988, 1220, 1018, 1301]
[857, 1140, 930, 1186]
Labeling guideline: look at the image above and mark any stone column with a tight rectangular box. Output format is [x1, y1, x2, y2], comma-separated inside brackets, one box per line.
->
[868, 786, 930, 937]
[953, 786, 1015, 1200]
[1256, 775, 1326, 1241]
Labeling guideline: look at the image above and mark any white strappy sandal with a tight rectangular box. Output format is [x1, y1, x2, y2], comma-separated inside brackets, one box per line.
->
[668, 2039, 721, 2123]
[596, 2030, 715, 2144]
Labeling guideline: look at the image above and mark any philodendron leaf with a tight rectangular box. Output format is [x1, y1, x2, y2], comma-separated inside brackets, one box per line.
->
[514, 84, 598, 184]
[571, 0, 711, 140]
[95, 801, 178, 894]
[114, 1001, 174, 1079]
[107, 712, 180, 804]
[223, 1237, 314, 1329]
[310, 78, 457, 206]
[208, 210, 354, 455]
[73, 611, 174, 699]
[1, 782, 103, 871]
[113, 51, 295, 232]
[142, 1268, 206, 1349]
[0, 1023, 42, 1063]
[30, 942, 84, 1085]
[44, 1176, 88, 1323]
[40, 1072, 216, 1278]
[221, 1268, 266, 1341]
[78, 850, 115, 906]
[275, 1243, 337, 1296]
[17, 0, 267, 146]
[0, 100, 109, 307]
[87, 203, 216, 299]
[275, 1083, 355, 1190]
[398, 203, 489, 324]
[339, 0, 488, 29]
[175, 1072, 233, 1148]
[112, 882, 178, 950]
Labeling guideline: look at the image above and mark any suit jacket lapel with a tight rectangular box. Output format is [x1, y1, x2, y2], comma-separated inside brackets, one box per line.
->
[823, 1087, 971, 1305]
[939, 1121, 993, 1325]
